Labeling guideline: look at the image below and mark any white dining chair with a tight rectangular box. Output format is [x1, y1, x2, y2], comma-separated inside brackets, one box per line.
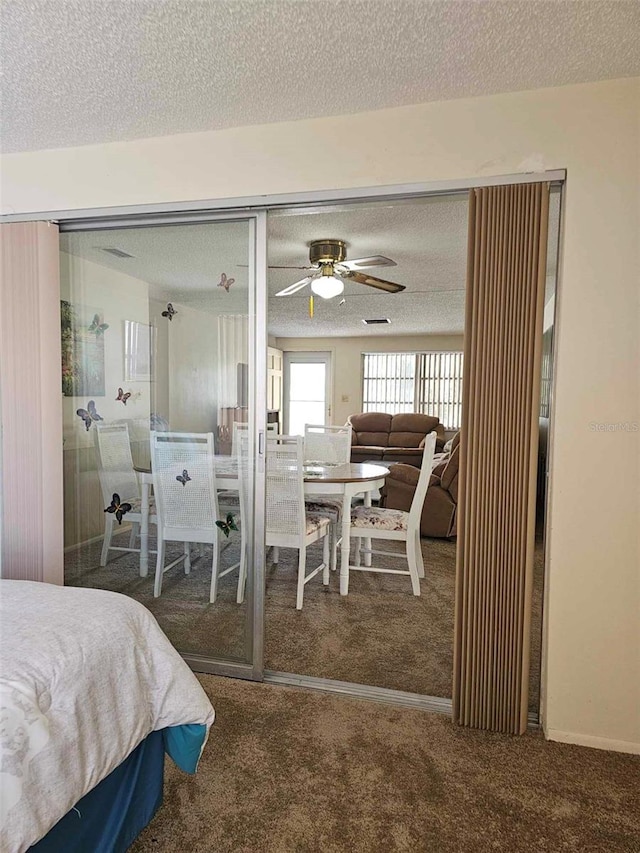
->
[303, 423, 352, 572]
[266, 435, 331, 610]
[151, 431, 240, 603]
[95, 422, 157, 569]
[349, 431, 437, 595]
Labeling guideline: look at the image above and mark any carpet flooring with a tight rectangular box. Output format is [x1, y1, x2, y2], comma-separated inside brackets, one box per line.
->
[64, 529, 542, 709]
[131, 675, 640, 853]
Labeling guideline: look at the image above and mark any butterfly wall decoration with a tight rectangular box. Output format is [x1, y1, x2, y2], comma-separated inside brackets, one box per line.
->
[162, 303, 177, 321]
[216, 513, 239, 538]
[76, 400, 103, 431]
[104, 493, 132, 525]
[116, 387, 131, 405]
[88, 314, 109, 336]
[217, 273, 235, 292]
[176, 469, 191, 487]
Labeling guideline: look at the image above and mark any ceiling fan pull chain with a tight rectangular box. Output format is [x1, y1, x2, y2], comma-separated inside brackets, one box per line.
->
[309, 294, 314, 319]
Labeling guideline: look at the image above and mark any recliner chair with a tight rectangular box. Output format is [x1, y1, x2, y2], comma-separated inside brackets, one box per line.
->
[380, 431, 460, 539]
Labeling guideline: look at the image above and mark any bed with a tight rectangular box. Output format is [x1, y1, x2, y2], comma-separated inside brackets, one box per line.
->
[0, 580, 215, 853]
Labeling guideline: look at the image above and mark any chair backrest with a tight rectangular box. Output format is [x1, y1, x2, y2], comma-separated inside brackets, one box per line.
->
[150, 432, 218, 531]
[408, 431, 438, 528]
[304, 424, 352, 465]
[266, 435, 304, 538]
[95, 423, 140, 504]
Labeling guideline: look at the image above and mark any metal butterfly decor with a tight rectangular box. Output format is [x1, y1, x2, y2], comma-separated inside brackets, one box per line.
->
[116, 387, 132, 405]
[76, 400, 103, 431]
[162, 303, 177, 321]
[176, 469, 191, 487]
[215, 513, 238, 538]
[104, 493, 132, 525]
[217, 273, 235, 292]
[88, 314, 109, 336]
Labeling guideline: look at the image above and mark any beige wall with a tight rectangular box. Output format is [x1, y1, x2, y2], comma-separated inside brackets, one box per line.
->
[1, 77, 638, 752]
[276, 334, 463, 427]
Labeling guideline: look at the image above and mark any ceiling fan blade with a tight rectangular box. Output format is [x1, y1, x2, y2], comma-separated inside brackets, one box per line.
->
[237, 264, 314, 270]
[274, 276, 314, 296]
[338, 255, 397, 271]
[342, 270, 405, 293]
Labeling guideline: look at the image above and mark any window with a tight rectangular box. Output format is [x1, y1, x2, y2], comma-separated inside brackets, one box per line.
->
[362, 353, 416, 415]
[415, 352, 464, 431]
[362, 351, 464, 430]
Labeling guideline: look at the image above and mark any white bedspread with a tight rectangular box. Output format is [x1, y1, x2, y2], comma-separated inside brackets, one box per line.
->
[0, 580, 215, 852]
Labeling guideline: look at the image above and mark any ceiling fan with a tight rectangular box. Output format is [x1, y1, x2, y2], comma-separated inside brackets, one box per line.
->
[273, 239, 405, 300]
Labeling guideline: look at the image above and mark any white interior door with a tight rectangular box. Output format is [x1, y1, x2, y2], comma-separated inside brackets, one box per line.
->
[283, 352, 331, 434]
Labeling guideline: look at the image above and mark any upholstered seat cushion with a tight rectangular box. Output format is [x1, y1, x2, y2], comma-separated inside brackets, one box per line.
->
[351, 505, 408, 531]
[305, 513, 331, 535]
[217, 491, 240, 507]
[304, 497, 343, 523]
[120, 496, 156, 516]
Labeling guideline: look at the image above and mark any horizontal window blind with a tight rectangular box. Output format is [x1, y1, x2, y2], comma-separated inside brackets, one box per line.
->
[362, 353, 416, 414]
[416, 352, 464, 430]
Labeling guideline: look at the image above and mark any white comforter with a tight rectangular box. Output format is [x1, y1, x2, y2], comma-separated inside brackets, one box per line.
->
[0, 580, 215, 852]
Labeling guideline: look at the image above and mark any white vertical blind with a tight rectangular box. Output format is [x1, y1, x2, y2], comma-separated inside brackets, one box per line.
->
[362, 353, 416, 414]
[416, 352, 464, 430]
[362, 351, 464, 428]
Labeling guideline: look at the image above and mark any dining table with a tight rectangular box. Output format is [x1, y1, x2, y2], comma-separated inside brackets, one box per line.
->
[134, 459, 389, 596]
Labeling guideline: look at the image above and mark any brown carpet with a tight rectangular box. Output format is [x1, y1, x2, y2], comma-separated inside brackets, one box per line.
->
[64, 530, 542, 709]
[131, 675, 640, 853]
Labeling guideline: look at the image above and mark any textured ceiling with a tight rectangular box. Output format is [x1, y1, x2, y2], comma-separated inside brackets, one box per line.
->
[60, 191, 560, 338]
[2, 1, 639, 153]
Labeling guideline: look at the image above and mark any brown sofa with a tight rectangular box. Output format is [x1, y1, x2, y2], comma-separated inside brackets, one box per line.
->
[380, 431, 460, 538]
[347, 412, 445, 466]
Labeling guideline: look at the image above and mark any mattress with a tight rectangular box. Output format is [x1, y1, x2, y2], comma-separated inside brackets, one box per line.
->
[0, 580, 215, 852]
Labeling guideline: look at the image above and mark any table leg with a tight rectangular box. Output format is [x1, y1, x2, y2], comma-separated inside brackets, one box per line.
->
[363, 489, 372, 567]
[340, 489, 351, 596]
[140, 480, 149, 578]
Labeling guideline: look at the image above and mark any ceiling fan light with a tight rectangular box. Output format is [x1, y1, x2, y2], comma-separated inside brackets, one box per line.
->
[311, 275, 344, 299]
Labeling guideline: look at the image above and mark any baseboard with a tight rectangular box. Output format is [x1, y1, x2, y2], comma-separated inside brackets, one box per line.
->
[64, 527, 133, 554]
[545, 728, 640, 755]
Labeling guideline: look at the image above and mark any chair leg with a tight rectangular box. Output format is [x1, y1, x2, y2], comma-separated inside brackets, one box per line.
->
[322, 532, 330, 585]
[100, 516, 114, 567]
[236, 527, 247, 604]
[184, 542, 191, 574]
[406, 534, 421, 596]
[154, 538, 165, 598]
[296, 548, 307, 610]
[415, 529, 425, 579]
[354, 536, 362, 567]
[129, 522, 139, 549]
[209, 531, 220, 604]
[330, 523, 338, 572]
[272, 546, 279, 565]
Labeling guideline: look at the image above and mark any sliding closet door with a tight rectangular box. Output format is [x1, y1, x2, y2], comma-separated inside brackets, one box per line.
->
[0, 222, 63, 583]
[453, 183, 549, 734]
[59, 212, 266, 678]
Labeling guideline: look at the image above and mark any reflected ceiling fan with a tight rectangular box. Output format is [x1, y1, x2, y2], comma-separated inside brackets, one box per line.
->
[273, 239, 405, 300]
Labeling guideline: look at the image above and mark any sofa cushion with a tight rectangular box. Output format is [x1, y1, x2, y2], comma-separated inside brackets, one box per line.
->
[382, 448, 423, 466]
[390, 414, 440, 446]
[348, 412, 392, 433]
[351, 445, 385, 460]
[354, 431, 390, 448]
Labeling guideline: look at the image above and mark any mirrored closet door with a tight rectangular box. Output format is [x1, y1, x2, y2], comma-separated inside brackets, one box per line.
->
[59, 214, 265, 671]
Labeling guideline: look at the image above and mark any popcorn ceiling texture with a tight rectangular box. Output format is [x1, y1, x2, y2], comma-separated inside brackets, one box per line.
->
[2, 0, 639, 153]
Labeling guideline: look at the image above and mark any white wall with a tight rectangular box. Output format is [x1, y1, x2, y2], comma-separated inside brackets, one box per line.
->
[276, 334, 463, 426]
[2, 77, 638, 752]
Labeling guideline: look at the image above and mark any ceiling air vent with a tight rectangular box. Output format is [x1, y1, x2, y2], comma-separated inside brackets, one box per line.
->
[99, 247, 135, 259]
[362, 318, 391, 325]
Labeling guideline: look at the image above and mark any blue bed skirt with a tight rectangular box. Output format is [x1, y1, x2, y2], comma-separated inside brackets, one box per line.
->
[29, 730, 165, 853]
